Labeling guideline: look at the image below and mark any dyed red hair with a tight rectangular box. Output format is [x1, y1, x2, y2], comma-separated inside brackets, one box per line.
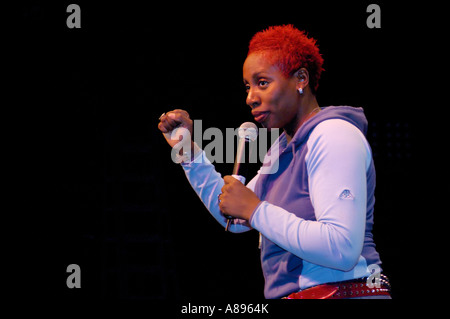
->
[247, 25, 324, 94]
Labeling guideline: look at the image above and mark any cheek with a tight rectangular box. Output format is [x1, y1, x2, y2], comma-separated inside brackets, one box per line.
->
[264, 86, 285, 109]
[267, 88, 298, 127]
[267, 86, 297, 113]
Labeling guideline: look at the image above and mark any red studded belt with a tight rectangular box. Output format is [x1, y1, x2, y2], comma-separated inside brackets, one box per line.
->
[284, 275, 391, 299]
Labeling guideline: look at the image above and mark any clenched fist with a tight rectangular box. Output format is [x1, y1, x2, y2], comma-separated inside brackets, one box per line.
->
[158, 109, 197, 163]
[158, 109, 194, 149]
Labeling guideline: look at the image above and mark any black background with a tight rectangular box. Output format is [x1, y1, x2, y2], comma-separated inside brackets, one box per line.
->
[14, 0, 443, 310]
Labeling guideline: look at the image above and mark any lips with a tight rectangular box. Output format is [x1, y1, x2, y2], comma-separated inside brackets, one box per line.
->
[252, 111, 270, 123]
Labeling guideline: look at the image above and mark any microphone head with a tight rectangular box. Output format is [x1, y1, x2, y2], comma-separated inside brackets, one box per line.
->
[238, 122, 258, 142]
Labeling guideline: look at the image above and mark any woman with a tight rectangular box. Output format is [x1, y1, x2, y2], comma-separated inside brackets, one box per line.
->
[158, 25, 391, 299]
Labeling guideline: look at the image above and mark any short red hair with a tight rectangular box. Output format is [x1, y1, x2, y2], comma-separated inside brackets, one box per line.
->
[247, 25, 324, 94]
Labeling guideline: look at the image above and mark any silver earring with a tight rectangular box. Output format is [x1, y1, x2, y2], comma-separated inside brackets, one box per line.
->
[298, 88, 304, 95]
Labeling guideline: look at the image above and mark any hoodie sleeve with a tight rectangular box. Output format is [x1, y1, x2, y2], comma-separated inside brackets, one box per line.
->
[180, 147, 253, 233]
[249, 119, 372, 271]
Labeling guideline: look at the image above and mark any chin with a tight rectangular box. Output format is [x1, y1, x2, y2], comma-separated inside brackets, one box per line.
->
[263, 119, 280, 130]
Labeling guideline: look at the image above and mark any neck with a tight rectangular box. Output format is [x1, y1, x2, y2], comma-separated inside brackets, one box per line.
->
[284, 94, 320, 144]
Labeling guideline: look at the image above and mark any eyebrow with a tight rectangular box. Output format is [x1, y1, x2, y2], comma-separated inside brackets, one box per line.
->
[243, 71, 268, 83]
[252, 71, 267, 79]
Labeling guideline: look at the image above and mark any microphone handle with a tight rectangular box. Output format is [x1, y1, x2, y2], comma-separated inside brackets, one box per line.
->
[232, 137, 247, 175]
[224, 174, 246, 232]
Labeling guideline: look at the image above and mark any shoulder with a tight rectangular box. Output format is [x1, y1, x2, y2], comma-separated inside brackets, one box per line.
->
[310, 119, 365, 143]
[306, 119, 372, 170]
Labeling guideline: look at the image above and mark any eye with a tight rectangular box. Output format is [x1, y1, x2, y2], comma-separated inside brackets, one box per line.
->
[245, 84, 250, 93]
[258, 80, 269, 88]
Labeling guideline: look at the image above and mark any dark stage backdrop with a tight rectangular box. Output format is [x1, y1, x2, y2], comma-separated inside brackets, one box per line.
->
[16, 0, 440, 307]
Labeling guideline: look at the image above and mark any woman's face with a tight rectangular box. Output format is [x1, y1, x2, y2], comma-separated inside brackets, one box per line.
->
[243, 53, 300, 130]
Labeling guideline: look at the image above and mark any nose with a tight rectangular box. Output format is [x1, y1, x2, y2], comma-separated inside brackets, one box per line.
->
[246, 89, 261, 109]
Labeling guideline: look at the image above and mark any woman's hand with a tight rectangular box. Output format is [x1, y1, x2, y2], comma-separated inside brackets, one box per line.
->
[158, 109, 194, 152]
[219, 176, 261, 221]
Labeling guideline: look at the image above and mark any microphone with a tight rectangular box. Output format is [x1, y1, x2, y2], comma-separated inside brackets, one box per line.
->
[232, 122, 258, 176]
[225, 122, 258, 231]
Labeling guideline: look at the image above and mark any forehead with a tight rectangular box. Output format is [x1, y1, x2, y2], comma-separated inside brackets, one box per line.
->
[243, 53, 281, 80]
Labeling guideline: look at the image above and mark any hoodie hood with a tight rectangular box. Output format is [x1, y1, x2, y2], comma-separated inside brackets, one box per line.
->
[288, 105, 368, 150]
[259, 106, 369, 174]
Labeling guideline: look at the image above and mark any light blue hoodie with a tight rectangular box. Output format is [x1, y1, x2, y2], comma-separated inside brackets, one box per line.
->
[181, 106, 383, 299]
[249, 106, 381, 298]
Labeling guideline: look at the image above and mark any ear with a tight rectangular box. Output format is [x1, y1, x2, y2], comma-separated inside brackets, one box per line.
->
[294, 68, 310, 91]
